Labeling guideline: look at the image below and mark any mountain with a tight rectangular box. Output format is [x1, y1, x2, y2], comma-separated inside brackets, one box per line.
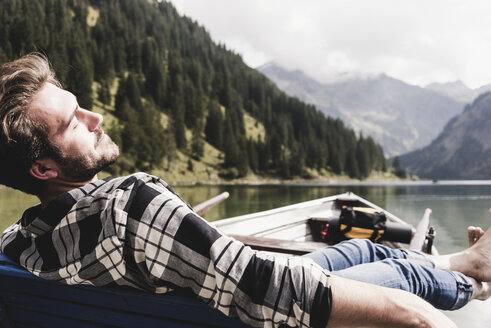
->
[400, 92, 491, 179]
[0, 0, 387, 181]
[259, 62, 465, 156]
[425, 80, 491, 104]
[257, 63, 342, 117]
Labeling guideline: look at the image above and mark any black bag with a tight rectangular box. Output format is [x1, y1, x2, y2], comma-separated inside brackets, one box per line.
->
[337, 206, 387, 242]
[311, 206, 413, 244]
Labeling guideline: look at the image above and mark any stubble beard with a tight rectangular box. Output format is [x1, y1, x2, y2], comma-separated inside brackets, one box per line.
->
[54, 128, 120, 182]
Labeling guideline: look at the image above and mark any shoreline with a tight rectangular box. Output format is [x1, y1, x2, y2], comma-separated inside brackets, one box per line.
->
[5, 172, 491, 190]
[160, 171, 411, 187]
[164, 176, 491, 188]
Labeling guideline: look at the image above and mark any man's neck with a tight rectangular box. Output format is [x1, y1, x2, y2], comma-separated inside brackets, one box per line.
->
[37, 174, 99, 207]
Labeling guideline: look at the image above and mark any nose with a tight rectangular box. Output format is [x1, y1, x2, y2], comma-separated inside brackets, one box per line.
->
[78, 108, 103, 132]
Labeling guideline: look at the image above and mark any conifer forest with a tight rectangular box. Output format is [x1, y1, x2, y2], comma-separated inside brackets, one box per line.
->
[0, 0, 389, 180]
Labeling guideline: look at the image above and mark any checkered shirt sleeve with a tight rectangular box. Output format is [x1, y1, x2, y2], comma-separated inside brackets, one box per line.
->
[1, 173, 332, 328]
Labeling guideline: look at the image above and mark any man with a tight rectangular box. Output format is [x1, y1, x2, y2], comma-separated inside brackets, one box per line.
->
[0, 54, 490, 328]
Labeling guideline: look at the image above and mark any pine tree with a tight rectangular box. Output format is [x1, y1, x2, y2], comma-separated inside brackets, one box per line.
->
[165, 116, 178, 166]
[247, 139, 259, 173]
[356, 136, 371, 179]
[393, 156, 407, 178]
[184, 77, 204, 128]
[236, 136, 249, 177]
[145, 55, 167, 108]
[346, 149, 360, 179]
[118, 97, 140, 154]
[97, 81, 111, 108]
[0, 0, 390, 178]
[191, 123, 204, 160]
[289, 141, 305, 176]
[204, 100, 223, 149]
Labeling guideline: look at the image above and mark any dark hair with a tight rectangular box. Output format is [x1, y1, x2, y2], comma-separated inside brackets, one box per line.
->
[0, 54, 62, 194]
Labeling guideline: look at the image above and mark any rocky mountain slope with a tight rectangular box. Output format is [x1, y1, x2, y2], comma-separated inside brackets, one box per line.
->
[259, 62, 466, 156]
[425, 80, 491, 104]
[400, 92, 491, 179]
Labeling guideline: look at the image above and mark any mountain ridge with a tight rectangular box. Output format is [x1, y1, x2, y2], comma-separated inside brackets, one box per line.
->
[259, 62, 465, 156]
[400, 92, 491, 179]
[0, 0, 389, 181]
[425, 80, 491, 104]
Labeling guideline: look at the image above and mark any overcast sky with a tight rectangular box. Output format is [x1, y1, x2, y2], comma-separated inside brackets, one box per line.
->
[170, 0, 491, 89]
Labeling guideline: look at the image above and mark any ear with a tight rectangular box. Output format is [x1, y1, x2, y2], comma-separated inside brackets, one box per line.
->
[29, 159, 59, 180]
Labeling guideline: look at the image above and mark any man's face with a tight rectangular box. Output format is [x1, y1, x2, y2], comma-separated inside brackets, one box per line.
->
[28, 83, 119, 182]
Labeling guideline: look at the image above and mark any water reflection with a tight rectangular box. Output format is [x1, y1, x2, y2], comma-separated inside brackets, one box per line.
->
[3, 182, 491, 252]
[173, 183, 491, 253]
[0, 187, 37, 231]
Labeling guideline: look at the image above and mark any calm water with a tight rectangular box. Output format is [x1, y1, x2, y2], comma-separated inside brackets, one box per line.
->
[1, 181, 491, 327]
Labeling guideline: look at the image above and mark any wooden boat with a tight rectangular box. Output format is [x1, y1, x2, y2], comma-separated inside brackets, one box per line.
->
[215, 191, 436, 256]
[0, 192, 436, 327]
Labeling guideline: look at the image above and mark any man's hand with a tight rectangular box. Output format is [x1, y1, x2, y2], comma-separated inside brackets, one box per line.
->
[326, 274, 456, 328]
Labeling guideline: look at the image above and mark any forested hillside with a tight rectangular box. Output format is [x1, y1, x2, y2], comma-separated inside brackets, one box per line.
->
[0, 0, 388, 181]
[259, 62, 464, 156]
[401, 92, 491, 179]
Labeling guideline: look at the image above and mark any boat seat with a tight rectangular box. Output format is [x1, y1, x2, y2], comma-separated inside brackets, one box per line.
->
[0, 254, 251, 328]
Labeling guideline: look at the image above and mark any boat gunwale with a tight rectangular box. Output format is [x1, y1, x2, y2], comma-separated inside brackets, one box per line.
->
[212, 193, 347, 228]
[213, 192, 412, 228]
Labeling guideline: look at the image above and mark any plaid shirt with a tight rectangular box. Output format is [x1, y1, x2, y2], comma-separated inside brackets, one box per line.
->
[1, 173, 331, 328]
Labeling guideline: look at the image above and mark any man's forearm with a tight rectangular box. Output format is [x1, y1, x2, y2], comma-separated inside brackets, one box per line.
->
[326, 275, 456, 328]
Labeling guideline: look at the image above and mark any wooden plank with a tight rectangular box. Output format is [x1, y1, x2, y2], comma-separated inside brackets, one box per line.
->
[258, 224, 312, 241]
[194, 192, 229, 216]
[409, 208, 432, 252]
[230, 234, 327, 255]
[251, 220, 310, 239]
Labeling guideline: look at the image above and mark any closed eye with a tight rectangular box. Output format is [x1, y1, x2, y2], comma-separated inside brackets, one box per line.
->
[71, 115, 79, 129]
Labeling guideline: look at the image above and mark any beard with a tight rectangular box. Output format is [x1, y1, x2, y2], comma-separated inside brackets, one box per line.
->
[53, 128, 120, 182]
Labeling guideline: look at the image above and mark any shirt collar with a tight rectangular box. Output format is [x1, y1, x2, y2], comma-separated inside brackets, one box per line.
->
[22, 176, 115, 235]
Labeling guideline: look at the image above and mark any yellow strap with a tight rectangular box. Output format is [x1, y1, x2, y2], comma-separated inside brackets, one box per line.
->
[341, 205, 381, 214]
[340, 224, 385, 241]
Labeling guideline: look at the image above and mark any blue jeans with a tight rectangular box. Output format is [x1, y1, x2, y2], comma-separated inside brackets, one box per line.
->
[303, 239, 473, 310]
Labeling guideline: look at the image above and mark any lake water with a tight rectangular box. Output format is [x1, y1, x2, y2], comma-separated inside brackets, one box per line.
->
[1, 180, 491, 327]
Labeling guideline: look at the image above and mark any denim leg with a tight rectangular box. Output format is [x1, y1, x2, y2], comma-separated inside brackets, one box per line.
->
[332, 259, 473, 310]
[303, 239, 431, 271]
[304, 239, 474, 310]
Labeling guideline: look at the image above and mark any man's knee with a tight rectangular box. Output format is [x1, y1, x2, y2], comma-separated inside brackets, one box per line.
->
[337, 238, 377, 254]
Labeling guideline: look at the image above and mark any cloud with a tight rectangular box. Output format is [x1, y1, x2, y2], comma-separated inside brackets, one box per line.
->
[171, 0, 491, 88]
